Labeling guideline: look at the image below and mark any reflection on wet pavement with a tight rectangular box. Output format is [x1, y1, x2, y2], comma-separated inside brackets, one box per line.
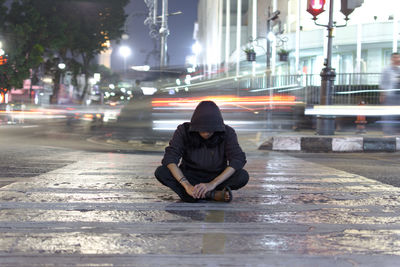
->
[1, 151, 400, 265]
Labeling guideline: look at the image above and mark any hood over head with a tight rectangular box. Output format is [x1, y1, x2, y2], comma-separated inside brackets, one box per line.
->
[189, 101, 225, 132]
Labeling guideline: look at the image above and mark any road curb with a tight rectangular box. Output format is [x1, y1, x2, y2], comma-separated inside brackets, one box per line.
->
[259, 136, 400, 152]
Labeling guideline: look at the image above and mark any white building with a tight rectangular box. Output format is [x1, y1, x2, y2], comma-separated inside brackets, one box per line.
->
[194, 0, 400, 77]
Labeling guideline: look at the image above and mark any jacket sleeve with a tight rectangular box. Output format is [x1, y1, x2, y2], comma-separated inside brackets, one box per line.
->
[224, 126, 246, 170]
[161, 124, 186, 166]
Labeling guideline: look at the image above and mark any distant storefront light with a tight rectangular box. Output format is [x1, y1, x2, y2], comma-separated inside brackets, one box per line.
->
[94, 73, 101, 82]
[131, 65, 150, 71]
[141, 87, 157, 95]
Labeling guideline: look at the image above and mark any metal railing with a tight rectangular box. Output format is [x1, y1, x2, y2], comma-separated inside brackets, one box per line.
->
[238, 73, 382, 105]
[163, 72, 382, 106]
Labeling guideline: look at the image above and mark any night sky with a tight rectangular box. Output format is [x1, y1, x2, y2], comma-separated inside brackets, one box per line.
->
[111, 0, 199, 70]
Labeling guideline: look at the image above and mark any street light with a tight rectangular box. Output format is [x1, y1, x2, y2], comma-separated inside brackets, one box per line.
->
[307, 0, 364, 135]
[119, 45, 132, 73]
[58, 62, 66, 88]
[192, 42, 202, 55]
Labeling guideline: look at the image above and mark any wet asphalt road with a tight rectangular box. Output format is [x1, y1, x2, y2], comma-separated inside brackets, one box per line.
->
[2, 119, 400, 266]
[1, 119, 400, 190]
[288, 153, 400, 188]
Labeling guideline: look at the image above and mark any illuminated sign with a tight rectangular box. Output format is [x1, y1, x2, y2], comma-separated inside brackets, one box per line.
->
[0, 56, 7, 65]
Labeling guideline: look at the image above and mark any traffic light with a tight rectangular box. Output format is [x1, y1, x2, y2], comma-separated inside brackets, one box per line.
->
[307, 0, 326, 19]
[340, 0, 364, 17]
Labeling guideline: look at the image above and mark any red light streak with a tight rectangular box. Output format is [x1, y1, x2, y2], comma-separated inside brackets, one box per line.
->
[152, 95, 298, 111]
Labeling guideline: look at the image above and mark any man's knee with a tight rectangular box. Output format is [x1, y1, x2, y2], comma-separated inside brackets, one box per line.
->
[223, 169, 249, 190]
[154, 165, 172, 184]
[236, 169, 249, 188]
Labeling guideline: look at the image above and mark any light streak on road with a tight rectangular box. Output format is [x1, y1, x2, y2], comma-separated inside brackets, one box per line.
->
[152, 95, 299, 111]
[305, 105, 400, 116]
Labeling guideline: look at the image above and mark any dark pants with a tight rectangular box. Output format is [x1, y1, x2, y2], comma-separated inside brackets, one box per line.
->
[382, 95, 400, 134]
[154, 165, 249, 202]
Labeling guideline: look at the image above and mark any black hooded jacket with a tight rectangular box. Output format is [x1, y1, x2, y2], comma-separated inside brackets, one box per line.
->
[161, 101, 246, 174]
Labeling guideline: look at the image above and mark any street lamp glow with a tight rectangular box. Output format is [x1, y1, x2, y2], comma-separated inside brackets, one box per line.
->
[58, 63, 66, 69]
[119, 46, 132, 72]
[192, 42, 202, 55]
[119, 45, 131, 57]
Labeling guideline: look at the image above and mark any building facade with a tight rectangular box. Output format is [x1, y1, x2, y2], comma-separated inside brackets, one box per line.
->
[194, 0, 400, 77]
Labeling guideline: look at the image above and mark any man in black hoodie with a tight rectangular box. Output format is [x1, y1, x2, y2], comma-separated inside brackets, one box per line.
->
[155, 101, 249, 202]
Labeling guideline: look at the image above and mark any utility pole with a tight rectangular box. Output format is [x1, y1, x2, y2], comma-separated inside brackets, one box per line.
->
[266, 6, 272, 89]
[144, 0, 181, 69]
[160, 0, 169, 69]
[263, 6, 280, 128]
[266, 7, 280, 89]
[316, 0, 336, 135]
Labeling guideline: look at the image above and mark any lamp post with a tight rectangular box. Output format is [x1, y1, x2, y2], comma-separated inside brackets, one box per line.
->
[119, 45, 132, 74]
[316, 0, 336, 135]
[307, 0, 364, 135]
[159, 0, 169, 69]
[58, 62, 66, 92]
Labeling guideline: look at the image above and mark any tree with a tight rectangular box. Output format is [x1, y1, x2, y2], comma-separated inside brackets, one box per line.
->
[0, 0, 129, 104]
[36, 0, 128, 103]
[0, 0, 47, 94]
[58, 0, 129, 102]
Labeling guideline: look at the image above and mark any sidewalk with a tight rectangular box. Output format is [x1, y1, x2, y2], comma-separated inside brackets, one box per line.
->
[1, 150, 400, 266]
[258, 130, 400, 152]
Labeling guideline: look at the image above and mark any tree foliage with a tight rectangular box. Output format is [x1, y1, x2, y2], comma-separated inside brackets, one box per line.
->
[0, 0, 129, 103]
[0, 0, 47, 92]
